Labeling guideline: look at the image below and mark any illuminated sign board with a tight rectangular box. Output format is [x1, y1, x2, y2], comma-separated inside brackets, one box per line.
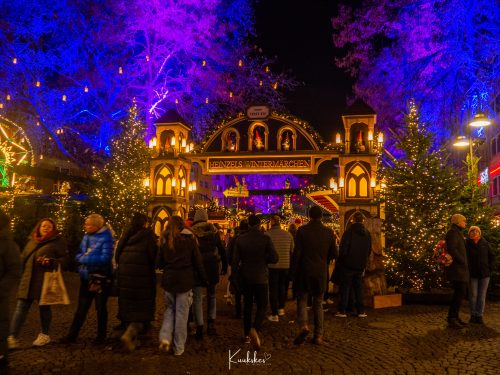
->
[207, 157, 312, 173]
[246, 106, 270, 119]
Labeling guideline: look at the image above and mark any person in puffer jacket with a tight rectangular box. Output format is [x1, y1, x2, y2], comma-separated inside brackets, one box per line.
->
[61, 214, 114, 345]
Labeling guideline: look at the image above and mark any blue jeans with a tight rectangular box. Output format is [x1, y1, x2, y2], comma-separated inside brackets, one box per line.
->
[297, 292, 323, 337]
[469, 277, 490, 317]
[269, 269, 288, 315]
[10, 299, 52, 337]
[159, 290, 192, 355]
[192, 285, 216, 326]
[339, 269, 365, 314]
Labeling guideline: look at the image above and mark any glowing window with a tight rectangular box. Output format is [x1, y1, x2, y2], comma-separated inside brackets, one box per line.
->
[178, 167, 186, 197]
[154, 209, 169, 236]
[346, 164, 369, 197]
[155, 166, 173, 195]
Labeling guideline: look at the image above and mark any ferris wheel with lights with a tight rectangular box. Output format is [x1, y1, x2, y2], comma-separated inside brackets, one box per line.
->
[0, 115, 34, 188]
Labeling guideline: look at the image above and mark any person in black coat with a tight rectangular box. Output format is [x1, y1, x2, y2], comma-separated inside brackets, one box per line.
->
[445, 214, 469, 329]
[115, 213, 158, 351]
[0, 210, 20, 374]
[226, 219, 249, 319]
[335, 212, 371, 319]
[190, 209, 227, 338]
[290, 206, 337, 346]
[466, 226, 495, 324]
[232, 215, 278, 350]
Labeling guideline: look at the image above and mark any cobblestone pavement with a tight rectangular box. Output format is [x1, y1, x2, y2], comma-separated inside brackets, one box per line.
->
[7, 272, 500, 375]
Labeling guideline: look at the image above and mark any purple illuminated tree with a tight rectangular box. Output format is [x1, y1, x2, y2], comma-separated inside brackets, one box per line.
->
[99, 0, 294, 139]
[0, 0, 293, 162]
[332, 0, 499, 140]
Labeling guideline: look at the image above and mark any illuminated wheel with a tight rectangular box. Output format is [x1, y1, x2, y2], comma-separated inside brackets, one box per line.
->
[0, 115, 34, 187]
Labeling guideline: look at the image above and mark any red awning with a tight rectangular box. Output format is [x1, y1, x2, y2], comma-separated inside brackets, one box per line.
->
[306, 190, 339, 214]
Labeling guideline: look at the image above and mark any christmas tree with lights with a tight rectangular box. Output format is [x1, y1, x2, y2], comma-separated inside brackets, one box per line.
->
[382, 100, 460, 291]
[92, 102, 150, 236]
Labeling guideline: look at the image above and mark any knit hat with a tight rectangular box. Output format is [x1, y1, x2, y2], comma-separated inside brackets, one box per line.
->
[194, 209, 208, 222]
[451, 214, 466, 225]
[468, 226, 481, 236]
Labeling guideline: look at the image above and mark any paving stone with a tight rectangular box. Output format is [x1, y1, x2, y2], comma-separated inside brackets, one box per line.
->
[5, 272, 500, 374]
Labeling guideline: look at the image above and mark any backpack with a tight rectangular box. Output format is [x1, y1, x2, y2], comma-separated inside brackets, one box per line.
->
[433, 240, 453, 267]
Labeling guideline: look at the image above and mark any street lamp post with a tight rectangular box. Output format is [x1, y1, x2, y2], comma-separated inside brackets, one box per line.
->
[453, 112, 492, 197]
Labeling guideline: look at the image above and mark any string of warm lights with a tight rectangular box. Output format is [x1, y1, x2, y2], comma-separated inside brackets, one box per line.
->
[382, 100, 460, 291]
[1, 55, 279, 110]
[92, 102, 151, 236]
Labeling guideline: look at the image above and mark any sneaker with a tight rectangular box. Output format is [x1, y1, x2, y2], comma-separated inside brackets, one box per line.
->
[267, 315, 279, 322]
[249, 328, 261, 350]
[7, 336, 20, 350]
[32, 333, 51, 347]
[159, 340, 171, 353]
[120, 334, 136, 352]
[325, 299, 335, 305]
[335, 312, 347, 318]
[244, 336, 251, 344]
[174, 349, 184, 356]
[277, 309, 285, 316]
[358, 313, 368, 318]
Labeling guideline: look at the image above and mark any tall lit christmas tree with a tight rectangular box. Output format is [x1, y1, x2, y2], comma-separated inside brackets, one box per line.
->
[92, 102, 150, 236]
[382, 100, 460, 290]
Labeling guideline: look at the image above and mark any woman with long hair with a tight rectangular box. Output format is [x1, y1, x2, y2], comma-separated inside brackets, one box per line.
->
[157, 216, 206, 356]
[466, 226, 496, 324]
[8, 218, 68, 348]
[115, 212, 157, 351]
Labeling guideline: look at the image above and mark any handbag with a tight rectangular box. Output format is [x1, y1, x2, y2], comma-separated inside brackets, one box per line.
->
[39, 265, 70, 305]
[88, 273, 110, 294]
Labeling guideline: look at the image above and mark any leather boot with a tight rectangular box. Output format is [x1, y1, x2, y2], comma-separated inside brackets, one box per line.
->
[207, 319, 216, 335]
[195, 325, 204, 340]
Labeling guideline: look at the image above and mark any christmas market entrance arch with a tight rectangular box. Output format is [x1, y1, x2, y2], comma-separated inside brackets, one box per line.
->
[147, 106, 384, 240]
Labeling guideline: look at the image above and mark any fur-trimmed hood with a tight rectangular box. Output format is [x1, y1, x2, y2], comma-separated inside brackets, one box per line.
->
[191, 221, 218, 238]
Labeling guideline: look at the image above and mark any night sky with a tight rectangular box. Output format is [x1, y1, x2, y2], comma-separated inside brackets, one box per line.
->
[254, 0, 357, 142]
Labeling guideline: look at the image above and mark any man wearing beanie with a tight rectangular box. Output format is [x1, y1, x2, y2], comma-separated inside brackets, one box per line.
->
[190, 209, 227, 338]
[445, 213, 469, 329]
[290, 206, 337, 345]
[232, 214, 278, 350]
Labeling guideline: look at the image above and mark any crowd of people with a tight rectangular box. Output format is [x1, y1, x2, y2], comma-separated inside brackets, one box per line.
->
[0, 207, 495, 373]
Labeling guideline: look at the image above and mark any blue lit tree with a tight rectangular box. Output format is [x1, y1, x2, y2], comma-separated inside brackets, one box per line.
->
[332, 0, 499, 141]
[0, 0, 294, 163]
